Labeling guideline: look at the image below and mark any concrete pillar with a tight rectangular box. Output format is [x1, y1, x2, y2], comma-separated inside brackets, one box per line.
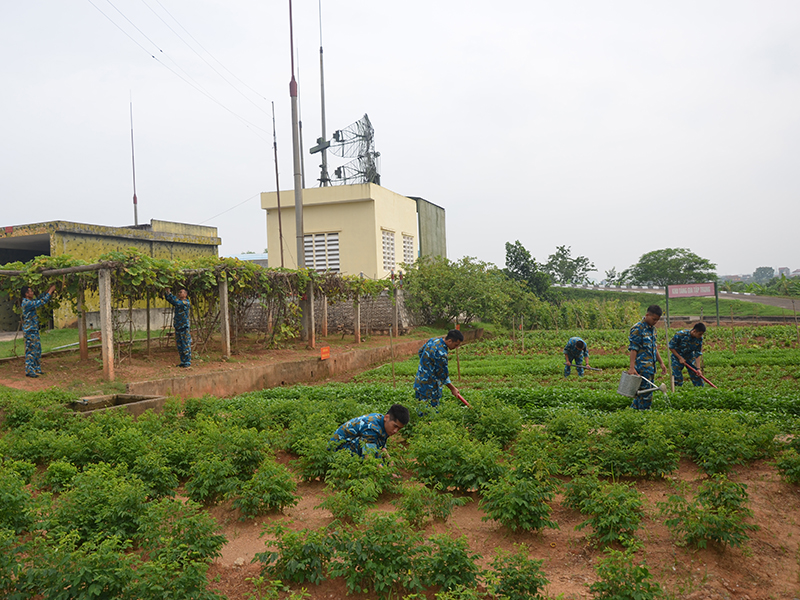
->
[219, 274, 231, 359]
[98, 268, 114, 381]
[77, 286, 88, 361]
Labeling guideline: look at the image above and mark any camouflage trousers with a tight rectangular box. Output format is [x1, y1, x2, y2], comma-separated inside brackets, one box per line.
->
[175, 328, 192, 367]
[671, 356, 703, 387]
[24, 330, 42, 376]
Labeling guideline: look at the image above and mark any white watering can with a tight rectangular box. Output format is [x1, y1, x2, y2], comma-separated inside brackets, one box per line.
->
[617, 371, 668, 398]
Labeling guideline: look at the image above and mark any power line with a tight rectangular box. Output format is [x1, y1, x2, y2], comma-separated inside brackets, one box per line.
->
[199, 193, 261, 224]
[86, 0, 271, 141]
[139, 0, 272, 117]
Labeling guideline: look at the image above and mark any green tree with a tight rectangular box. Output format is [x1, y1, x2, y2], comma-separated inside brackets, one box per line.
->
[504, 240, 551, 297]
[624, 248, 717, 287]
[752, 266, 775, 285]
[403, 255, 509, 326]
[545, 245, 596, 285]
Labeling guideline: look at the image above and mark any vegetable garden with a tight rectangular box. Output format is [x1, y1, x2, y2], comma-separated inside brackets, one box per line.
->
[2, 325, 800, 599]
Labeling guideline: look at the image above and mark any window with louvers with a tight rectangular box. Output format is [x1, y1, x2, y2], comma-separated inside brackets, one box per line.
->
[303, 232, 340, 272]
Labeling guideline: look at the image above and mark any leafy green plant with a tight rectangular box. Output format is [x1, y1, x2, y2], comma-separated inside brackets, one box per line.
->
[255, 523, 334, 585]
[658, 475, 759, 549]
[136, 497, 226, 565]
[231, 459, 298, 518]
[408, 423, 506, 492]
[185, 455, 238, 505]
[775, 447, 800, 484]
[393, 482, 471, 529]
[324, 449, 400, 503]
[49, 462, 147, 543]
[589, 548, 665, 600]
[42, 459, 79, 492]
[330, 513, 423, 596]
[488, 544, 549, 600]
[479, 473, 559, 533]
[316, 489, 368, 524]
[0, 466, 33, 534]
[416, 534, 482, 591]
[571, 480, 643, 547]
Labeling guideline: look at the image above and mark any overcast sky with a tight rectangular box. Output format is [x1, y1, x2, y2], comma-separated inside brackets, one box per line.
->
[2, 1, 798, 279]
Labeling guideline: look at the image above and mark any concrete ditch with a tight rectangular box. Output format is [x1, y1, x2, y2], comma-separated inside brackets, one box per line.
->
[126, 329, 483, 404]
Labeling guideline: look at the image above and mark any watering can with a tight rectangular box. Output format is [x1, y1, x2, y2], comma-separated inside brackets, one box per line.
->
[617, 372, 668, 398]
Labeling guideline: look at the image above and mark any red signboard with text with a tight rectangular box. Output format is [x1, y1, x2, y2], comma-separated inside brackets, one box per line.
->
[667, 283, 715, 298]
[320, 346, 330, 360]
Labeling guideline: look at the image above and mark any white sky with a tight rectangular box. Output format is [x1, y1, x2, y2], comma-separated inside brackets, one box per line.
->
[2, 1, 798, 278]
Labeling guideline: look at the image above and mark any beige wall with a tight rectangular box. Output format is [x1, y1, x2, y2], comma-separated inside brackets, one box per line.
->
[261, 183, 418, 278]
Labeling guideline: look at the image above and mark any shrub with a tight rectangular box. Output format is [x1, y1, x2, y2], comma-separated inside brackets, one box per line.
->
[589, 548, 665, 600]
[316, 489, 368, 524]
[480, 473, 559, 533]
[185, 455, 238, 505]
[409, 423, 506, 492]
[131, 452, 178, 500]
[573, 480, 643, 547]
[775, 447, 800, 484]
[330, 513, 423, 596]
[658, 475, 759, 549]
[294, 435, 334, 481]
[19, 532, 137, 599]
[255, 523, 334, 585]
[42, 459, 79, 492]
[325, 450, 400, 503]
[49, 462, 148, 543]
[136, 497, 226, 565]
[488, 544, 549, 600]
[393, 482, 471, 529]
[231, 459, 299, 518]
[416, 534, 482, 591]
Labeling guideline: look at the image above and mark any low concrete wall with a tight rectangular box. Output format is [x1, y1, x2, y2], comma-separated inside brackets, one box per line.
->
[126, 328, 483, 400]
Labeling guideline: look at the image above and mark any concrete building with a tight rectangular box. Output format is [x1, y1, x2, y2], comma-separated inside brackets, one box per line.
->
[0, 219, 220, 329]
[260, 183, 446, 278]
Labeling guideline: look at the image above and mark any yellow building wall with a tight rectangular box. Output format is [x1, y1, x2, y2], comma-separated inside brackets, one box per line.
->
[261, 183, 417, 278]
[47, 223, 218, 327]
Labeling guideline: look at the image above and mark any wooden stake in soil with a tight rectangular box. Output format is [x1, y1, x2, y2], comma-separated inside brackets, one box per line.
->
[793, 300, 800, 348]
[389, 325, 396, 389]
[730, 305, 736, 354]
[456, 345, 461, 382]
[77, 285, 88, 361]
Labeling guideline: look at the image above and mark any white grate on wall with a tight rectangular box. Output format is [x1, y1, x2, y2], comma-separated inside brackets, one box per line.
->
[382, 230, 395, 272]
[303, 232, 340, 272]
[403, 235, 414, 265]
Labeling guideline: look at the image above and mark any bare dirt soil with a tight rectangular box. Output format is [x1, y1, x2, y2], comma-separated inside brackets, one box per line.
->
[2, 333, 800, 599]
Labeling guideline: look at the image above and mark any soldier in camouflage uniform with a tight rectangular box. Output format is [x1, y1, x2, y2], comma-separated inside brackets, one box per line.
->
[668, 322, 706, 387]
[414, 329, 464, 410]
[627, 305, 667, 409]
[563, 336, 589, 377]
[330, 404, 410, 459]
[165, 288, 191, 367]
[20, 282, 57, 378]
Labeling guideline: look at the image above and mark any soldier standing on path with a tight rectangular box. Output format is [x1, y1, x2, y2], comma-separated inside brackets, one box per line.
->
[165, 288, 192, 368]
[20, 282, 58, 378]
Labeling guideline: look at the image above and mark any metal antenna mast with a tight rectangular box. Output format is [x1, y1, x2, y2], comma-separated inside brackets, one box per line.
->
[271, 101, 285, 268]
[288, 0, 304, 268]
[129, 94, 139, 226]
[317, 0, 330, 186]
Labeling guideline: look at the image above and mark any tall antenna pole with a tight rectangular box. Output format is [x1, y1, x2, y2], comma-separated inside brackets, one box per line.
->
[272, 101, 285, 268]
[289, 0, 305, 269]
[297, 51, 306, 189]
[129, 94, 139, 226]
[318, 0, 330, 186]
